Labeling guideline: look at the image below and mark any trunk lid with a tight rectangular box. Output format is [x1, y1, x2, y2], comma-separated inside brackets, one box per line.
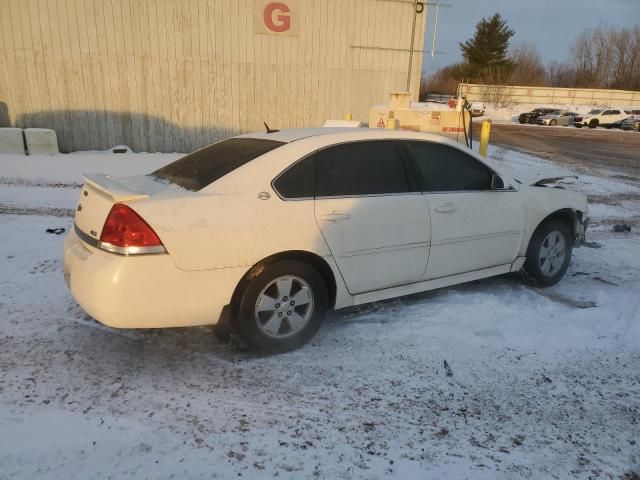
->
[74, 174, 168, 246]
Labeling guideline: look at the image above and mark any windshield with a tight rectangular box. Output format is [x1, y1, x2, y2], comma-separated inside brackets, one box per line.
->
[588, 109, 603, 114]
[151, 138, 285, 191]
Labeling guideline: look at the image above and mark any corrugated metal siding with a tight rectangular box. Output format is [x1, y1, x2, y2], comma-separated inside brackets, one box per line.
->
[0, 0, 426, 152]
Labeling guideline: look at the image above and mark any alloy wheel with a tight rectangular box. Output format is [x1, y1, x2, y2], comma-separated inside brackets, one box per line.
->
[538, 230, 566, 277]
[254, 275, 314, 338]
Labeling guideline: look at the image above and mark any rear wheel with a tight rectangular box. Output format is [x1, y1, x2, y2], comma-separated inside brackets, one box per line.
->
[235, 260, 328, 353]
[522, 220, 573, 287]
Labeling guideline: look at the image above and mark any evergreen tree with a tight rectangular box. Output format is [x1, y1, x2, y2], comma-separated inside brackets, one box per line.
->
[458, 13, 515, 81]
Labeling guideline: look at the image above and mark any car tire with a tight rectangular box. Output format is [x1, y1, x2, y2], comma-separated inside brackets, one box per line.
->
[575, 124, 583, 128]
[235, 260, 328, 353]
[519, 118, 526, 124]
[521, 220, 573, 287]
[588, 120, 598, 129]
[550, 119, 557, 126]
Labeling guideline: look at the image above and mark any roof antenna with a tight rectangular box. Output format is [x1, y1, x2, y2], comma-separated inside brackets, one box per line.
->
[264, 122, 279, 134]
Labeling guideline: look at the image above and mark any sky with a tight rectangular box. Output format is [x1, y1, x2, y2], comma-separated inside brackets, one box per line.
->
[421, 0, 640, 74]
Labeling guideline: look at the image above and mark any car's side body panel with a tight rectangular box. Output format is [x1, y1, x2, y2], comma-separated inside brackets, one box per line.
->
[423, 190, 524, 279]
[133, 192, 329, 272]
[517, 185, 589, 256]
[315, 194, 430, 294]
[352, 263, 516, 307]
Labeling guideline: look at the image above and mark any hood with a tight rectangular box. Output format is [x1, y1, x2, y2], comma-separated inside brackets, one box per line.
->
[530, 175, 578, 187]
[501, 166, 578, 187]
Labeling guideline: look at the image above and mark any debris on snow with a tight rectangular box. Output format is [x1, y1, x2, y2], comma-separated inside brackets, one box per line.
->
[443, 359, 454, 377]
[612, 223, 632, 232]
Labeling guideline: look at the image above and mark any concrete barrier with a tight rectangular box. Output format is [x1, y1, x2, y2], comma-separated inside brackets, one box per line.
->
[0, 128, 25, 154]
[24, 128, 59, 155]
[459, 83, 640, 107]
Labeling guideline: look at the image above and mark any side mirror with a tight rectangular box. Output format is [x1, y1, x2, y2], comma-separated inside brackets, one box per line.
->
[491, 173, 505, 190]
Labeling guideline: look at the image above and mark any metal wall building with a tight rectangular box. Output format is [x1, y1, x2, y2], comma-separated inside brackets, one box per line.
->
[0, 0, 426, 153]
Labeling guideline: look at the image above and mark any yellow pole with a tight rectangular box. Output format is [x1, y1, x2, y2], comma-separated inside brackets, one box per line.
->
[344, 113, 353, 121]
[479, 119, 491, 157]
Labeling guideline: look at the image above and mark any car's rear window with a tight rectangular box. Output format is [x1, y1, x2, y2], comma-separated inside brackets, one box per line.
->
[151, 138, 285, 191]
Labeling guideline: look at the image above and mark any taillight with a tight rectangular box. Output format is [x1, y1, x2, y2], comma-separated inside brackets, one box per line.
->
[99, 203, 166, 255]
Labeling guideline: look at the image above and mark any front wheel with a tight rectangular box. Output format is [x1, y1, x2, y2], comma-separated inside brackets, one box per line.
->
[588, 120, 598, 129]
[235, 260, 328, 353]
[522, 221, 573, 287]
[550, 119, 557, 126]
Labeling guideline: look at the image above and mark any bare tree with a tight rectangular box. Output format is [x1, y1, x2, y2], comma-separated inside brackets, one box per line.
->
[609, 26, 640, 90]
[423, 63, 462, 95]
[479, 66, 515, 106]
[509, 43, 547, 86]
[547, 61, 577, 87]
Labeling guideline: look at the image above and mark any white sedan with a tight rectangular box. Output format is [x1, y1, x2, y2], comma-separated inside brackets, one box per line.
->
[64, 128, 589, 352]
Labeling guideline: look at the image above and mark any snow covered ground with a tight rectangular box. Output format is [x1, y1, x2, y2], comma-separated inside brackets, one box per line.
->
[1, 146, 639, 479]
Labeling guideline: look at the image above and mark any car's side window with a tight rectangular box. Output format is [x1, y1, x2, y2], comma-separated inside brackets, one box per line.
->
[273, 155, 316, 199]
[315, 141, 410, 197]
[611, 110, 621, 115]
[405, 141, 492, 192]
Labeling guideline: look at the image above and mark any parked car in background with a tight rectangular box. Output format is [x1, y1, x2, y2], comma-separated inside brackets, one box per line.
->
[574, 108, 628, 129]
[536, 110, 579, 126]
[621, 115, 640, 131]
[518, 108, 557, 124]
[469, 102, 486, 117]
[63, 128, 589, 353]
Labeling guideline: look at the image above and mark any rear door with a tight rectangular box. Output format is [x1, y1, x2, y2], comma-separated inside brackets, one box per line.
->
[402, 140, 524, 280]
[314, 141, 430, 294]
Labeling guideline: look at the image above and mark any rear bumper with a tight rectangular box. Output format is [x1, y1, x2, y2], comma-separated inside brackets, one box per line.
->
[63, 230, 249, 328]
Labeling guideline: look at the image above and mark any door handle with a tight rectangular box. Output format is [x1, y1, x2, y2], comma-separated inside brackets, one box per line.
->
[435, 202, 458, 214]
[320, 211, 351, 222]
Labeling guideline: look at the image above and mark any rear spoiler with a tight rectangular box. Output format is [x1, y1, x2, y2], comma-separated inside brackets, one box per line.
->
[83, 174, 150, 202]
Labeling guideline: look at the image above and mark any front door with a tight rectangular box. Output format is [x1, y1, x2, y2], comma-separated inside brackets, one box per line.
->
[401, 140, 524, 280]
[314, 141, 430, 294]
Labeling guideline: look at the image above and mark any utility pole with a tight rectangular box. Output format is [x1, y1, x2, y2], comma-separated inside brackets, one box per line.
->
[406, 0, 420, 92]
[406, 1, 450, 93]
